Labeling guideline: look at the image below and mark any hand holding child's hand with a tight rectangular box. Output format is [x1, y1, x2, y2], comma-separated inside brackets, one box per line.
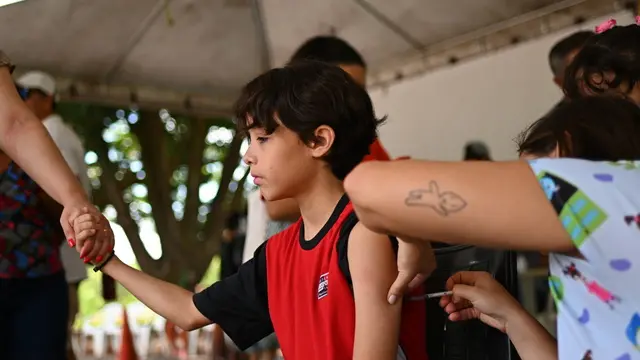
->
[439, 271, 520, 333]
[70, 209, 115, 263]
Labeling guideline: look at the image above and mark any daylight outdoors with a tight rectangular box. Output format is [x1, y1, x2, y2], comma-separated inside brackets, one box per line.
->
[57, 103, 253, 329]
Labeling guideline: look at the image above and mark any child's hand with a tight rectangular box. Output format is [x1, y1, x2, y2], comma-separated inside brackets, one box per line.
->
[439, 271, 521, 333]
[71, 211, 115, 263]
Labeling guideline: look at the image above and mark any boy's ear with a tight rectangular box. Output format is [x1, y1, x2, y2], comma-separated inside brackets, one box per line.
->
[309, 125, 335, 158]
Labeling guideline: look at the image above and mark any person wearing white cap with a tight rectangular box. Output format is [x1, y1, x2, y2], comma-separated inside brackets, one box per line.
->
[0, 54, 112, 250]
[0, 54, 113, 254]
[0, 53, 113, 360]
[15, 70, 92, 360]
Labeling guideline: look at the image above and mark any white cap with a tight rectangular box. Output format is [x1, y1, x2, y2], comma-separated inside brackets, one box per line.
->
[15, 71, 56, 96]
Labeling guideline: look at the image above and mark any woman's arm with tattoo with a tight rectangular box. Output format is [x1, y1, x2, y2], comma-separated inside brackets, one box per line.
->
[344, 160, 572, 252]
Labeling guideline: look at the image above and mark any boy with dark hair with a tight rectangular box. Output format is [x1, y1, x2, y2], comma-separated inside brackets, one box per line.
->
[71, 61, 430, 360]
[265, 35, 393, 222]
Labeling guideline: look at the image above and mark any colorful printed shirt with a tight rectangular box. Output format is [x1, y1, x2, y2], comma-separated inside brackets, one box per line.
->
[529, 159, 640, 359]
[0, 162, 62, 278]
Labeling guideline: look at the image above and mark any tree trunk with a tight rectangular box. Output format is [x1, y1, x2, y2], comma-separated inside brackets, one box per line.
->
[76, 106, 243, 284]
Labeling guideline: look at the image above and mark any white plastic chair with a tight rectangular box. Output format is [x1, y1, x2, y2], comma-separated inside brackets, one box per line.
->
[152, 316, 171, 355]
[101, 302, 125, 353]
[80, 317, 107, 357]
[126, 302, 155, 357]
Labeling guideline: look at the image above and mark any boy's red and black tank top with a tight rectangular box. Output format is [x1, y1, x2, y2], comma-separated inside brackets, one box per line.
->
[194, 194, 428, 360]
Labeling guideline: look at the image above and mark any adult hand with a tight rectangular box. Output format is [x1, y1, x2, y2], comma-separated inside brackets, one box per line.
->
[439, 271, 521, 332]
[388, 238, 436, 304]
[61, 202, 115, 263]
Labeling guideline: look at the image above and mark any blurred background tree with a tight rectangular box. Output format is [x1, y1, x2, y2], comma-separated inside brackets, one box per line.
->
[58, 102, 251, 288]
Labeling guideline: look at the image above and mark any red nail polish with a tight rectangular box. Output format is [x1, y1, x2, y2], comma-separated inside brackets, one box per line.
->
[67, 239, 75, 247]
[96, 256, 103, 262]
[83, 258, 91, 264]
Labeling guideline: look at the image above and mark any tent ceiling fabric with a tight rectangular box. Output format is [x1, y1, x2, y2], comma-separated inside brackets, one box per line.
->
[0, 0, 624, 115]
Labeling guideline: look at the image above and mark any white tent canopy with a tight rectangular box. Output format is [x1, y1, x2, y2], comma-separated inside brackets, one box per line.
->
[0, 0, 623, 116]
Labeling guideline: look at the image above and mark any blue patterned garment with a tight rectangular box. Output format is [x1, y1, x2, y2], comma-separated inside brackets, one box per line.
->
[0, 162, 61, 278]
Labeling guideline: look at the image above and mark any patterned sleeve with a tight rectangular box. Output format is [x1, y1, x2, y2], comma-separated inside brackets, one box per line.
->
[527, 159, 640, 259]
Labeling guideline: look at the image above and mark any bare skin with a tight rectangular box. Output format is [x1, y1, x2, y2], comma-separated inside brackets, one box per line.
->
[440, 271, 557, 360]
[0, 67, 113, 260]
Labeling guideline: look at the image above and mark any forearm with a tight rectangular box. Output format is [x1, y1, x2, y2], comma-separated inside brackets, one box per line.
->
[39, 192, 66, 240]
[345, 160, 572, 252]
[102, 257, 209, 330]
[39, 192, 64, 219]
[265, 198, 300, 222]
[5, 120, 85, 206]
[505, 306, 557, 360]
[0, 69, 85, 206]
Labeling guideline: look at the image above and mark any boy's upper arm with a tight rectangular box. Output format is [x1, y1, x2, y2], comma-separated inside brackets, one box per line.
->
[192, 242, 274, 350]
[347, 222, 403, 360]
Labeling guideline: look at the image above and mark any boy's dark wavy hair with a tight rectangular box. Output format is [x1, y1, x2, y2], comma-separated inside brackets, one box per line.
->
[564, 24, 640, 99]
[516, 96, 640, 160]
[235, 60, 385, 180]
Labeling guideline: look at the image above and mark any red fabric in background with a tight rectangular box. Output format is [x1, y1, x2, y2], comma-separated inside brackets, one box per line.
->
[362, 139, 391, 162]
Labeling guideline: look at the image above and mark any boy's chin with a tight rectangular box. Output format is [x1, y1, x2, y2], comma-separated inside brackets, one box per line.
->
[260, 189, 287, 202]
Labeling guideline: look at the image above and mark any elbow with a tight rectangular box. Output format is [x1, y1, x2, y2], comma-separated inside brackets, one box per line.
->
[0, 109, 22, 152]
[344, 162, 373, 212]
[178, 302, 209, 331]
[179, 315, 204, 332]
[344, 163, 368, 202]
[179, 321, 199, 332]
[345, 162, 386, 232]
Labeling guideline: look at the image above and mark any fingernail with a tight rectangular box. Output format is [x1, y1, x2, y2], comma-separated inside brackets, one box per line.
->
[96, 256, 103, 262]
[68, 239, 75, 247]
[79, 249, 87, 258]
[388, 295, 397, 305]
[83, 257, 91, 264]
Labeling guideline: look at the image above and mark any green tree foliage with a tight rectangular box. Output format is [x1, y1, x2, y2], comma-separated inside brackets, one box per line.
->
[58, 103, 251, 284]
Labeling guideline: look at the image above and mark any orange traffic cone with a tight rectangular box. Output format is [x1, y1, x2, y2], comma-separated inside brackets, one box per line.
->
[118, 308, 138, 360]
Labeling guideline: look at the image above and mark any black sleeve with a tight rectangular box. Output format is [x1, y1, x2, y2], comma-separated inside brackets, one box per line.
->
[192, 242, 273, 350]
[336, 211, 399, 289]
